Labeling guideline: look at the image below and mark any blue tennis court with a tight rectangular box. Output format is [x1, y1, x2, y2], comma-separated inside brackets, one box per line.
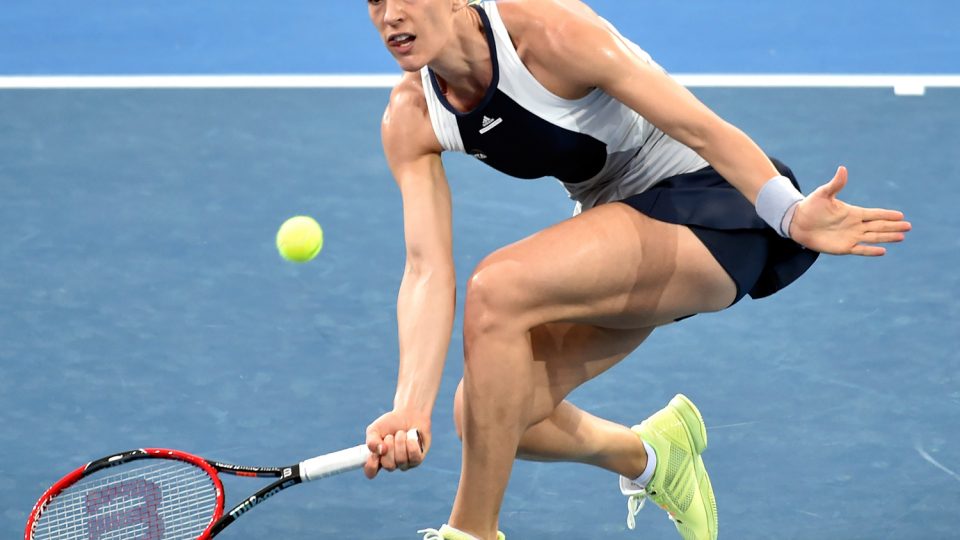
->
[3, 2, 959, 539]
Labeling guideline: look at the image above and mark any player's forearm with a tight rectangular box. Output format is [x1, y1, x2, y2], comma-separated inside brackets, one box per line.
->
[393, 262, 457, 416]
[691, 119, 781, 203]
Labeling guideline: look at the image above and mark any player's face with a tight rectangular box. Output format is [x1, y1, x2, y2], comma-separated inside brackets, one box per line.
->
[368, 0, 461, 72]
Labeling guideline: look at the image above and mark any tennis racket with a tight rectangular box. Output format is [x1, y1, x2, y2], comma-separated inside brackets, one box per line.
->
[25, 434, 417, 540]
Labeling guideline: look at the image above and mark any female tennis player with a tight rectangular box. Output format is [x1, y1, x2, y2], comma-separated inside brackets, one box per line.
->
[361, 1, 910, 539]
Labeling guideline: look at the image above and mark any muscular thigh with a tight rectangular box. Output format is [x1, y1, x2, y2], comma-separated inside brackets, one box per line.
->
[454, 322, 652, 434]
[527, 322, 653, 409]
[473, 202, 736, 329]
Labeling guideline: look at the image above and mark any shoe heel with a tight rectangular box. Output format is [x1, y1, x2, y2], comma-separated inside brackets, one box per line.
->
[669, 394, 708, 454]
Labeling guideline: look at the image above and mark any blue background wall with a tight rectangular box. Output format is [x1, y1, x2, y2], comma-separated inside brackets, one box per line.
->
[1, 0, 958, 75]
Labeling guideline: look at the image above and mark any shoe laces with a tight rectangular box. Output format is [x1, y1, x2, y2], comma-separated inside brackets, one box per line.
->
[418, 529, 444, 540]
[625, 491, 648, 530]
[622, 485, 676, 530]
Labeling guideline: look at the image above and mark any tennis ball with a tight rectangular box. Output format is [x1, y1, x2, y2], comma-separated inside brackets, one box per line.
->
[276, 216, 323, 263]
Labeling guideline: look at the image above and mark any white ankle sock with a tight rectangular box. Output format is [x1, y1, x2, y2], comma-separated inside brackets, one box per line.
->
[633, 440, 657, 487]
[440, 524, 480, 540]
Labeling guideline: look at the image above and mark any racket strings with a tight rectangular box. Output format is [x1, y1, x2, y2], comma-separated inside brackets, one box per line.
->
[32, 460, 219, 540]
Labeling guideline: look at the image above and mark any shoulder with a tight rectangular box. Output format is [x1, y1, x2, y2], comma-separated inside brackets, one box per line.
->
[496, 0, 617, 51]
[382, 72, 442, 160]
[385, 72, 429, 127]
[496, 0, 630, 87]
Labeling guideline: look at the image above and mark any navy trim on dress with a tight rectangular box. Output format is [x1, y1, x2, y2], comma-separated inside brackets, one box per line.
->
[427, 4, 500, 117]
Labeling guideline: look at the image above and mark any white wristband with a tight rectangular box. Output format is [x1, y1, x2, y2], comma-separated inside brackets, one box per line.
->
[756, 175, 804, 238]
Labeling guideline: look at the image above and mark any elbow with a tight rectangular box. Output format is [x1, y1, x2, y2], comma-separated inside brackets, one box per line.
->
[400, 257, 457, 308]
[404, 252, 455, 288]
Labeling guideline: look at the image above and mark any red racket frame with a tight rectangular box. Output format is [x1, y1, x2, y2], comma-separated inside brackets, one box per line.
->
[25, 448, 226, 540]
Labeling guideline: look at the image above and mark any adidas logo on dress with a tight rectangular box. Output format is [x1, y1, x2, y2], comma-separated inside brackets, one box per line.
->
[479, 115, 503, 134]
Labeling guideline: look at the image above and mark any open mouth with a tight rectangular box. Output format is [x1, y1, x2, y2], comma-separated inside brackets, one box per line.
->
[387, 33, 416, 50]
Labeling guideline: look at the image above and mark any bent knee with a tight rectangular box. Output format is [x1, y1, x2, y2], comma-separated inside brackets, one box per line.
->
[465, 256, 527, 316]
[463, 256, 531, 343]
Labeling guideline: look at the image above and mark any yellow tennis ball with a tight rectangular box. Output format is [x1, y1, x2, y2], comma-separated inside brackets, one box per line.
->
[276, 216, 323, 263]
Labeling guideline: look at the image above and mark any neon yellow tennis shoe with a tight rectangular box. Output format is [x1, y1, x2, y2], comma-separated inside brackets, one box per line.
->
[419, 524, 505, 540]
[619, 394, 718, 540]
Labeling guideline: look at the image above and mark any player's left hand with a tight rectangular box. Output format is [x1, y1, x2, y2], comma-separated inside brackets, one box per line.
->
[790, 166, 912, 256]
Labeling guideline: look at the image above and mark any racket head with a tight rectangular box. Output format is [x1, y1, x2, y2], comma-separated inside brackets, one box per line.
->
[26, 448, 225, 540]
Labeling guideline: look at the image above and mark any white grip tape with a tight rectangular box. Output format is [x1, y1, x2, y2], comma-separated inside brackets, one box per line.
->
[300, 445, 371, 481]
[299, 430, 421, 482]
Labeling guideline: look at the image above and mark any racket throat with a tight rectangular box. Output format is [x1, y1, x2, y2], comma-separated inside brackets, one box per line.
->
[210, 465, 305, 537]
[228, 482, 289, 519]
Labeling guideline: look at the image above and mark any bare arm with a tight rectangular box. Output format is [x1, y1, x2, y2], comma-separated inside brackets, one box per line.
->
[393, 153, 455, 419]
[513, 0, 909, 254]
[523, 4, 776, 201]
[364, 74, 454, 477]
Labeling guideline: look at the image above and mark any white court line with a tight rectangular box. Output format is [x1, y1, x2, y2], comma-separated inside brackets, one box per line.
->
[0, 74, 958, 92]
[915, 443, 960, 483]
[0, 74, 401, 89]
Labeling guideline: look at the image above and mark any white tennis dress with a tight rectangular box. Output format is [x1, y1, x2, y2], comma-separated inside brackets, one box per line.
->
[419, 0, 707, 212]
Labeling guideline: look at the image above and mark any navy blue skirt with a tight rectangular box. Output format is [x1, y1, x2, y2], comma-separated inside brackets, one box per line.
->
[619, 159, 819, 305]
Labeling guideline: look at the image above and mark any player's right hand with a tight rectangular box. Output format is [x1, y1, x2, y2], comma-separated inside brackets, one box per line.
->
[364, 409, 430, 479]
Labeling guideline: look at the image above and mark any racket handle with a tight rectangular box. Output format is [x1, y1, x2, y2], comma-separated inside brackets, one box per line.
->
[300, 430, 421, 481]
[300, 444, 370, 481]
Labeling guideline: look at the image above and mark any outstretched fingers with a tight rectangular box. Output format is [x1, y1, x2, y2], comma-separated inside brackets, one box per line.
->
[861, 231, 907, 244]
[863, 216, 912, 232]
[796, 166, 911, 256]
[850, 244, 888, 257]
[863, 217, 911, 241]
[862, 207, 909, 225]
[849, 207, 912, 256]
